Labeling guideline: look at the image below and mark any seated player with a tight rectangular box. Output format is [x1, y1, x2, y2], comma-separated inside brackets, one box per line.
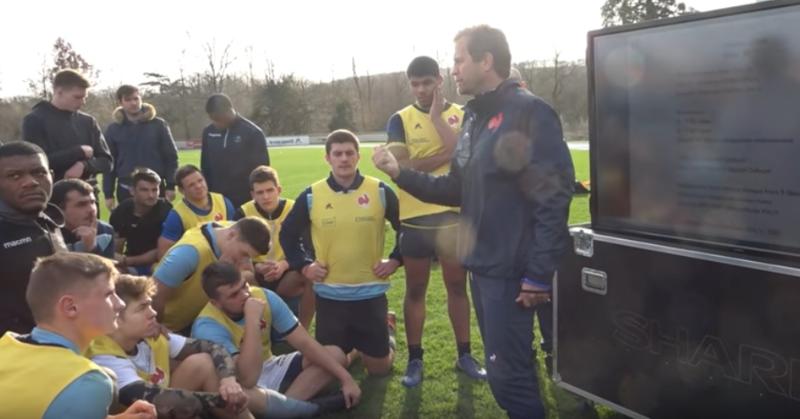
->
[235, 165, 315, 329]
[152, 217, 270, 335]
[51, 179, 115, 258]
[157, 164, 235, 258]
[109, 168, 172, 275]
[193, 262, 362, 418]
[0, 252, 156, 419]
[87, 274, 252, 419]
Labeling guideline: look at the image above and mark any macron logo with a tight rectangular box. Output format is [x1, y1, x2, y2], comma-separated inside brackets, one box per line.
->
[3, 237, 33, 249]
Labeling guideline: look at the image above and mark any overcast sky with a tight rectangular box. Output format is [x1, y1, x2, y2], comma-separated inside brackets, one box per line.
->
[0, 0, 754, 97]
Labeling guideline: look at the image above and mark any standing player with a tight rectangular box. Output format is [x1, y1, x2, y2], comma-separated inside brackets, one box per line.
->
[386, 56, 486, 387]
[281, 130, 402, 376]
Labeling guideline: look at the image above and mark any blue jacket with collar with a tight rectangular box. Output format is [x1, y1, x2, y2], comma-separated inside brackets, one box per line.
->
[200, 115, 270, 207]
[395, 79, 574, 286]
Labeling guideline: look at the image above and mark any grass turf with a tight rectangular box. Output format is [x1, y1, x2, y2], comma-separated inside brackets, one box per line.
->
[102, 147, 623, 419]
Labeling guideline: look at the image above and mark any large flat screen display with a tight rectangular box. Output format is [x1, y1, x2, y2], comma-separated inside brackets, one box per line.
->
[590, 1, 800, 258]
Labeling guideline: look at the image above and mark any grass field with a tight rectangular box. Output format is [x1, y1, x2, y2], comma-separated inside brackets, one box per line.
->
[104, 146, 618, 419]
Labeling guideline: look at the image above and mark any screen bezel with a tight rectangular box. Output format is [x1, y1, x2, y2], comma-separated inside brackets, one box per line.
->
[586, 0, 800, 261]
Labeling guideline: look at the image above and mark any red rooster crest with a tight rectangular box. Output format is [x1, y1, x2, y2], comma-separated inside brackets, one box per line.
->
[488, 113, 504, 131]
[357, 194, 370, 208]
[150, 367, 166, 385]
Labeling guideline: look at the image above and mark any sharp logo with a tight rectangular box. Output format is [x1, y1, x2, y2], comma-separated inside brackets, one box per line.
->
[613, 310, 800, 402]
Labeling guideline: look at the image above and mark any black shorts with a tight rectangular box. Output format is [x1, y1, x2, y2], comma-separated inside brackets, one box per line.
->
[278, 354, 304, 393]
[399, 211, 460, 259]
[315, 295, 390, 358]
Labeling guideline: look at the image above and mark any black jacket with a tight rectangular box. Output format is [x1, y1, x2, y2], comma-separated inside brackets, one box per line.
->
[21, 101, 113, 185]
[0, 201, 67, 334]
[103, 103, 179, 196]
[201, 115, 270, 207]
[395, 80, 575, 285]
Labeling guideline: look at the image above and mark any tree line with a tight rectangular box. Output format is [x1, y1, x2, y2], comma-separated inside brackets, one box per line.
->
[0, 0, 694, 144]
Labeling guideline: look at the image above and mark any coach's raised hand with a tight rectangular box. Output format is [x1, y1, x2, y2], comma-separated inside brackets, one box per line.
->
[372, 145, 401, 179]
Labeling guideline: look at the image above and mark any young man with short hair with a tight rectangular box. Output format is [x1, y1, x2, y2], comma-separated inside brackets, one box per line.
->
[235, 165, 315, 328]
[201, 93, 270, 208]
[194, 262, 361, 417]
[109, 168, 172, 275]
[386, 56, 485, 387]
[88, 274, 252, 419]
[0, 252, 156, 419]
[51, 178, 115, 259]
[152, 217, 270, 334]
[0, 141, 67, 335]
[281, 130, 403, 376]
[157, 164, 235, 258]
[373, 25, 574, 418]
[104, 84, 179, 209]
[22, 69, 112, 190]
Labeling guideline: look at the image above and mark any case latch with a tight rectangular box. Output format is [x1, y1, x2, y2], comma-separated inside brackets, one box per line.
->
[581, 268, 607, 296]
[573, 228, 594, 257]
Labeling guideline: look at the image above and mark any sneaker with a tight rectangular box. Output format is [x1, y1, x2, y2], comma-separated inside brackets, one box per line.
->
[310, 391, 348, 416]
[387, 311, 397, 351]
[455, 354, 487, 380]
[401, 358, 424, 387]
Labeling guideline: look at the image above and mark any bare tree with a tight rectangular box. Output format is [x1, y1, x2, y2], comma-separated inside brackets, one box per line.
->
[25, 38, 96, 99]
[203, 40, 235, 92]
[351, 57, 376, 130]
[552, 51, 563, 109]
[27, 55, 51, 99]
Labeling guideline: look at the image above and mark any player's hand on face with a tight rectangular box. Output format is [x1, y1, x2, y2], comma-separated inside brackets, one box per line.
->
[430, 84, 445, 119]
[301, 261, 328, 282]
[372, 258, 400, 279]
[244, 297, 266, 321]
[74, 224, 97, 250]
[146, 323, 171, 339]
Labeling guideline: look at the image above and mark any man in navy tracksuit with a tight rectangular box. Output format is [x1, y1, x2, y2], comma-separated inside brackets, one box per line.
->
[201, 94, 270, 208]
[373, 25, 574, 418]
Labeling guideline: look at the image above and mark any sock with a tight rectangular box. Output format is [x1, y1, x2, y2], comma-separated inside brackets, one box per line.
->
[408, 345, 424, 361]
[457, 341, 471, 358]
[264, 389, 319, 418]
